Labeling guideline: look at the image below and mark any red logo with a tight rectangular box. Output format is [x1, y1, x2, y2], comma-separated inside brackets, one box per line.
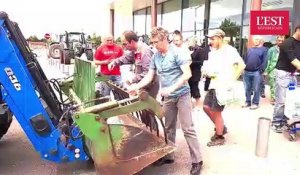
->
[134, 51, 141, 61]
[250, 10, 289, 35]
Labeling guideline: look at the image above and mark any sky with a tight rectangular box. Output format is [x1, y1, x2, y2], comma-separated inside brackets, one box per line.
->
[0, 0, 114, 39]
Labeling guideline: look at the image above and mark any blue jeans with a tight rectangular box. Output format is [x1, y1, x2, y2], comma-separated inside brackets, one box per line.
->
[243, 70, 261, 105]
[96, 75, 121, 98]
[273, 69, 297, 122]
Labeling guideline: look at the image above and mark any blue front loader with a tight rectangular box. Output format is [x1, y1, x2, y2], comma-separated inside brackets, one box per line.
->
[0, 11, 88, 163]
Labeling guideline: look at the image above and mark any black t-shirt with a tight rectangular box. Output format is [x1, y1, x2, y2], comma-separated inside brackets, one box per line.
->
[275, 37, 300, 72]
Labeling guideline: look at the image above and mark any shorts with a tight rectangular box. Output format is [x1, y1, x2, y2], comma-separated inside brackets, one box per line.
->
[203, 89, 225, 112]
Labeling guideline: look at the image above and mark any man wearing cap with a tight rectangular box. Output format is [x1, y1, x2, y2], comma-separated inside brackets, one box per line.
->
[202, 29, 245, 146]
[272, 26, 300, 133]
[242, 36, 268, 110]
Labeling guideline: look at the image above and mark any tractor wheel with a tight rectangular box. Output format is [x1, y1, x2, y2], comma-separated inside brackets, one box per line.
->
[86, 50, 93, 61]
[60, 50, 73, 65]
[0, 104, 13, 140]
[49, 44, 62, 59]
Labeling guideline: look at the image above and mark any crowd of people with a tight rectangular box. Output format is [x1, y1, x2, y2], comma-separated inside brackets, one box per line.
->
[92, 26, 300, 175]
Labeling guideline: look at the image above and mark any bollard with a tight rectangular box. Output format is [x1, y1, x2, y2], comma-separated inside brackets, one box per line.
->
[255, 117, 271, 157]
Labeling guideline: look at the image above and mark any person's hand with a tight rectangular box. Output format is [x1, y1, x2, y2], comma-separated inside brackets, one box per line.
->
[108, 61, 115, 70]
[126, 83, 140, 95]
[160, 87, 173, 97]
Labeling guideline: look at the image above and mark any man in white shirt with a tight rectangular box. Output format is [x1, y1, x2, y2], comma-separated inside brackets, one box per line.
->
[202, 29, 245, 146]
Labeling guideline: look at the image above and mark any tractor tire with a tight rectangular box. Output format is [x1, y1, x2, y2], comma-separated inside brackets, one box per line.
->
[60, 50, 73, 65]
[49, 44, 62, 59]
[86, 49, 93, 61]
[0, 104, 13, 140]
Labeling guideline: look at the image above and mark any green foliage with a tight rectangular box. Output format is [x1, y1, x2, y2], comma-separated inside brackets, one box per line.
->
[90, 33, 102, 47]
[115, 37, 121, 45]
[219, 18, 240, 45]
[27, 35, 41, 42]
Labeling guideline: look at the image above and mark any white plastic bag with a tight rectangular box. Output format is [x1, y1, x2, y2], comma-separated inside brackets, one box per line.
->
[215, 82, 239, 106]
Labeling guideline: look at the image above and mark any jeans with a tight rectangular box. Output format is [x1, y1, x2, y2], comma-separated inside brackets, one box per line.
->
[273, 69, 297, 122]
[96, 75, 121, 98]
[243, 70, 261, 105]
[163, 93, 202, 163]
[260, 74, 266, 95]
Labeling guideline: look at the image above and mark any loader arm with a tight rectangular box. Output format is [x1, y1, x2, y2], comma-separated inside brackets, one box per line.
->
[0, 11, 89, 163]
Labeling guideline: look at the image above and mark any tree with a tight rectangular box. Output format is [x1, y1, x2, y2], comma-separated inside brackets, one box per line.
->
[219, 18, 240, 45]
[90, 33, 101, 48]
[27, 35, 41, 42]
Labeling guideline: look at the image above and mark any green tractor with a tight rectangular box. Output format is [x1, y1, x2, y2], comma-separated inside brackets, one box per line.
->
[48, 31, 94, 64]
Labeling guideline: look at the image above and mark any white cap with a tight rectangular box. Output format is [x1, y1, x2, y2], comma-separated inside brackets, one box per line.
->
[206, 29, 225, 38]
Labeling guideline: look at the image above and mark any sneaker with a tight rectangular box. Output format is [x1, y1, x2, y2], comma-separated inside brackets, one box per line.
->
[190, 161, 203, 175]
[242, 103, 251, 108]
[212, 126, 228, 141]
[270, 101, 275, 105]
[250, 104, 259, 110]
[271, 125, 283, 133]
[152, 158, 174, 166]
[207, 137, 225, 147]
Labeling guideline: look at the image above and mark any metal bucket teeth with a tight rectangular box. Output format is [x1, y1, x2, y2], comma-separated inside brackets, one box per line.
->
[75, 113, 175, 175]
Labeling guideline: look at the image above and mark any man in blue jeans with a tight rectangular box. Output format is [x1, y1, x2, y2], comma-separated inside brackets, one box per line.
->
[128, 27, 203, 175]
[272, 26, 300, 132]
[242, 36, 268, 110]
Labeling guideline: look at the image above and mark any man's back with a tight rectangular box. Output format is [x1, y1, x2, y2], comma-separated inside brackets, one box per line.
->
[276, 37, 300, 72]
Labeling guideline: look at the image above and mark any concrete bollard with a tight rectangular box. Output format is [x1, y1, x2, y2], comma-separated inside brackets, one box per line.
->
[255, 117, 271, 157]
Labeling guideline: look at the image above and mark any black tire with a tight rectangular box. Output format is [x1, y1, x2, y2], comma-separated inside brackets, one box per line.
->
[86, 49, 93, 61]
[0, 104, 13, 140]
[60, 50, 73, 65]
[49, 44, 62, 59]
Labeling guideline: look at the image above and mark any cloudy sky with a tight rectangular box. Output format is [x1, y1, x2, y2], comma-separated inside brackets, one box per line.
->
[0, 0, 114, 38]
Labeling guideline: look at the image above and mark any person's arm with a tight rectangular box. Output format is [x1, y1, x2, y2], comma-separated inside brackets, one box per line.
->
[233, 61, 246, 80]
[264, 48, 273, 75]
[282, 38, 300, 70]
[161, 62, 192, 96]
[94, 59, 110, 65]
[259, 47, 268, 73]
[128, 69, 155, 91]
[127, 56, 156, 92]
[94, 47, 110, 65]
[108, 51, 134, 70]
[161, 48, 192, 96]
[232, 48, 246, 80]
[291, 59, 300, 70]
[131, 49, 153, 83]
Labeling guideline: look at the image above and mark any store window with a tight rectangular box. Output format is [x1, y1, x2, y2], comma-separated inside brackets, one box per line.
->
[182, 0, 205, 37]
[157, 4, 162, 27]
[133, 9, 146, 36]
[146, 7, 151, 35]
[161, 0, 182, 33]
[209, 0, 243, 29]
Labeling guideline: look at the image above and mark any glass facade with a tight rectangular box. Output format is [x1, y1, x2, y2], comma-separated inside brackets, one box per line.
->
[161, 0, 182, 32]
[132, 0, 296, 54]
[133, 9, 146, 36]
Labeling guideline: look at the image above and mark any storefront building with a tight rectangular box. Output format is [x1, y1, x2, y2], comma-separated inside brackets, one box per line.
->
[110, 0, 299, 54]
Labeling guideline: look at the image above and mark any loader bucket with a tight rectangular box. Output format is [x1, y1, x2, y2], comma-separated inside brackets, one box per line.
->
[75, 113, 175, 175]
